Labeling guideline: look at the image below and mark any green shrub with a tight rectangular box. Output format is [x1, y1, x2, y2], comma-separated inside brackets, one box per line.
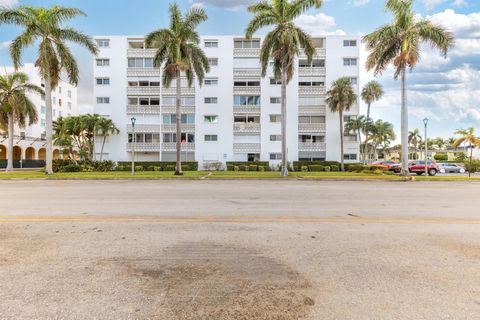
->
[258, 166, 265, 172]
[293, 161, 340, 171]
[62, 163, 81, 172]
[227, 165, 234, 171]
[324, 166, 331, 172]
[348, 164, 367, 173]
[116, 161, 198, 171]
[116, 165, 125, 171]
[464, 159, 480, 173]
[164, 165, 175, 171]
[455, 152, 466, 162]
[204, 161, 224, 171]
[153, 166, 162, 171]
[134, 165, 143, 172]
[301, 166, 309, 172]
[226, 161, 269, 169]
[146, 165, 155, 171]
[181, 164, 189, 171]
[330, 165, 339, 172]
[308, 165, 325, 172]
[434, 153, 448, 161]
[234, 166, 240, 171]
[249, 165, 257, 172]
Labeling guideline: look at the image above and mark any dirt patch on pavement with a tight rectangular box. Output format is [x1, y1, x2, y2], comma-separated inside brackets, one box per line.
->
[122, 242, 315, 320]
[427, 234, 480, 259]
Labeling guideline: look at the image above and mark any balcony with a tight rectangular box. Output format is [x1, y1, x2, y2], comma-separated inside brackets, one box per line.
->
[299, 86, 326, 95]
[298, 123, 326, 133]
[127, 68, 161, 77]
[127, 124, 159, 133]
[162, 142, 195, 151]
[233, 68, 261, 78]
[298, 67, 326, 76]
[298, 142, 326, 151]
[233, 86, 261, 95]
[233, 143, 261, 153]
[161, 106, 195, 114]
[233, 105, 261, 114]
[127, 105, 161, 114]
[162, 87, 195, 96]
[127, 48, 157, 58]
[161, 124, 195, 132]
[233, 123, 261, 133]
[299, 48, 326, 57]
[233, 48, 260, 57]
[127, 86, 160, 95]
[298, 105, 326, 115]
[127, 142, 160, 152]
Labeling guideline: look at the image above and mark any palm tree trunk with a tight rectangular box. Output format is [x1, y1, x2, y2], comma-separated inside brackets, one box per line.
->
[6, 114, 14, 172]
[175, 70, 182, 175]
[469, 146, 473, 178]
[45, 76, 53, 175]
[280, 68, 288, 177]
[400, 67, 409, 176]
[100, 136, 106, 161]
[366, 102, 371, 120]
[339, 109, 344, 171]
[358, 130, 363, 162]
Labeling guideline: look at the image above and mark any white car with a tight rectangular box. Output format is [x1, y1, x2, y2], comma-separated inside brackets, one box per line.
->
[438, 163, 465, 174]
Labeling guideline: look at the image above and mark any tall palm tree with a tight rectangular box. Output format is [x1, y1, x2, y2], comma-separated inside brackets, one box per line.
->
[363, 0, 454, 175]
[371, 120, 396, 160]
[246, 0, 322, 176]
[0, 72, 43, 171]
[326, 77, 357, 171]
[361, 80, 383, 120]
[145, 4, 209, 176]
[453, 128, 480, 178]
[408, 128, 421, 160]
[345, 115, 368, 161]
[96, 117, 119, 161]
[0, 6, 98, 174]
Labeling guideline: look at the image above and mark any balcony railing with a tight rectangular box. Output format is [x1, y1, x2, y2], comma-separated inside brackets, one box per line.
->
[127, 48, 157, 57]
[233, 68, 261, 77]
[233, 123, 261, 133]
[162, 142, 195, 151]
[161, 106, 195, 114]
[299, 48, 326, 57]
[162, 87, 195, 95]
[127, 86, 160, 95]
[127, 124, 160, 133]
[127, 105, 161, 114]
[298, 123, 326, 133]
[233, 48, 260, 57]
[233, 86, 261, 95]
[233, 105, 261, 114]
[298, 105, 326, 115]
[233, 143, 261, 153]
[127, 142, 160, 152]
[161, 124, 195, 132]
[298, 142, 326, 151]
[299, 86, 326, 95]
[127, 68, 160, 77]
[298, 67, 326, 76]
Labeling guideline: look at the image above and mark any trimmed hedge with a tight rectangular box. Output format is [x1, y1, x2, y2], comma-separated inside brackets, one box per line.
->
[226, 161, 270, 171]
[52, 160, 115, 173]
[293, 161, 340, 171]
[117, 161, 198, 171]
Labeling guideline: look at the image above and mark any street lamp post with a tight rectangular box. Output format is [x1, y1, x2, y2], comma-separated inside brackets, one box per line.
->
[131, 117, 136, 176]
[423, 118, 429, 176]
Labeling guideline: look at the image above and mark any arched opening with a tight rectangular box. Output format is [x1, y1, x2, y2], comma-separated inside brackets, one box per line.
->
[13, 146, 22, 160]
[38, 148, 46, 160]
[0, 145, 6, 160]
[71, 150, 78, 160]
[53, 149, 60, 160]
[25, 147, 36, 160]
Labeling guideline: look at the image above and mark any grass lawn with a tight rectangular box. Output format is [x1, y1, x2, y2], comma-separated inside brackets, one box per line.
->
[1, 170, 480, 181]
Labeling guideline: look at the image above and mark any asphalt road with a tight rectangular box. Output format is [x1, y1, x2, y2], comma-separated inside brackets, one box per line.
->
[1, 180, 479, 319]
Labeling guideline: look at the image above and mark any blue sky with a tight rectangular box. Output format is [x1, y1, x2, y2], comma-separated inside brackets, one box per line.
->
[1, 0, 479, 141]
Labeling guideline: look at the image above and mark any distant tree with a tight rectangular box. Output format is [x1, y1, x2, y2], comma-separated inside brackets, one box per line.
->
[361, 80, 383, 120]
[96, 117, 119, 161]
[453, 128, 480, 177]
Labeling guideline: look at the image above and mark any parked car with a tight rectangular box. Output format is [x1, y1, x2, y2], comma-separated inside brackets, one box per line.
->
[408, 161, 440, 176]
[371, 161, 399, 171]
[438, 163, 465, 174]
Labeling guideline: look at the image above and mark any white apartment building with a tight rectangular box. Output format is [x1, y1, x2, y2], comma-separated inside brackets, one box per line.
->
[0, 63, 78, 161]
[93, 35, 360, 168]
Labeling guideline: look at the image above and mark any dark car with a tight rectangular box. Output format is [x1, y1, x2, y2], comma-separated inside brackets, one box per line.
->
[408, 161, 440, 176]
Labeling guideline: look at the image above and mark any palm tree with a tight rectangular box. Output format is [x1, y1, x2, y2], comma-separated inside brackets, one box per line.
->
[96, 117, 119, 161]
[408, 128, 421, 160]
[0, 6, 98, 174]
[363, 0, 454, 175]
[145, 4, 209, 176]
[326, 77, 357, 171]
[453, 128, 480, 178]
[245, 0, 322, 176]
[0, 72, 43, 171]
[371, 120, 396, 160]
[345, 115, 368, 161]
[53, 116, 74, 159]
[361, 80, 383, 120]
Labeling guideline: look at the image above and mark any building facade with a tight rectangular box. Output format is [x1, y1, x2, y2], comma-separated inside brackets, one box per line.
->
[0, 63, 78, 162]
[93, 35, 360, 168]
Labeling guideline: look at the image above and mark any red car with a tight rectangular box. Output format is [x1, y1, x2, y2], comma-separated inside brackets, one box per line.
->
[408, 161, 440, 176]
[371, 161, 399, 171]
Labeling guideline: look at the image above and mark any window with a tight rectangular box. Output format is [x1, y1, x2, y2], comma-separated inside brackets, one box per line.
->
[129, 133, 160, 143]
[204, 40, 218, 48]
[234, 115, 259, 123]
[299, 59, 325, 67]
[163, 133, 195, 143]
[205, 134, 218, 142]
[41, 94, 45, 101]
[270, 135, 281, 141]
[233, 95, 260, 106]
[96, 39, 110, 47]
[269, 114, 281, 123]
[68, 90, 72, 98]
[234, 39, 260, 49]
[344, 154, 358, 160]
[204, 97, 218, 104]
[299, 116, 325, 124]
[41, 106, 46, 114]
[343, 40, 357, 47]
[58, 87, 62, 94]
[299, 96, 325, 106]
[269, 153, 282, 160]
[163, 114, 194, 124]
[299, 81, 324, 87]
[343, 58, 358, 66]
[52, 97, 56, 105]
[205, 78, 218, 86]
[58, 99, 62, 107]
[204, 115, 218, 123]
[233, 57, 260, 68]
[128, 81, 159, 87]
[270, 97, 281, 104]
[128, 97, 159, 106]
[97, 97, 110, 104]
[128, 58, 153, 68]
[53, 109, 56, 117]
[68, 102, 72, 109]
[349, 77, 358, 85]
[208, 58, 218, 66]
[311, 38, 325, 48]
[96, 78, 110, 85]
[299, 135, 324, 143]
[41, 119, 46, 127]
[270, 78, 282, 85]
[96, 59, 110, 66]
[162, 96, 195, 106]
[234, 81, 260, 87]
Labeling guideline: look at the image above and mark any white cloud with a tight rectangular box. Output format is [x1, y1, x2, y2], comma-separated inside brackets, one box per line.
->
[422, 0, 448, 10]
[353, 0, 370, 6]
[295, 13, 346, 35]
[0, 0, 17, 7]
[427, 9, 480, 37]
[188, 0, 255, 11]
[190, 2, 204, 9]
[0, 41, 11, 51]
